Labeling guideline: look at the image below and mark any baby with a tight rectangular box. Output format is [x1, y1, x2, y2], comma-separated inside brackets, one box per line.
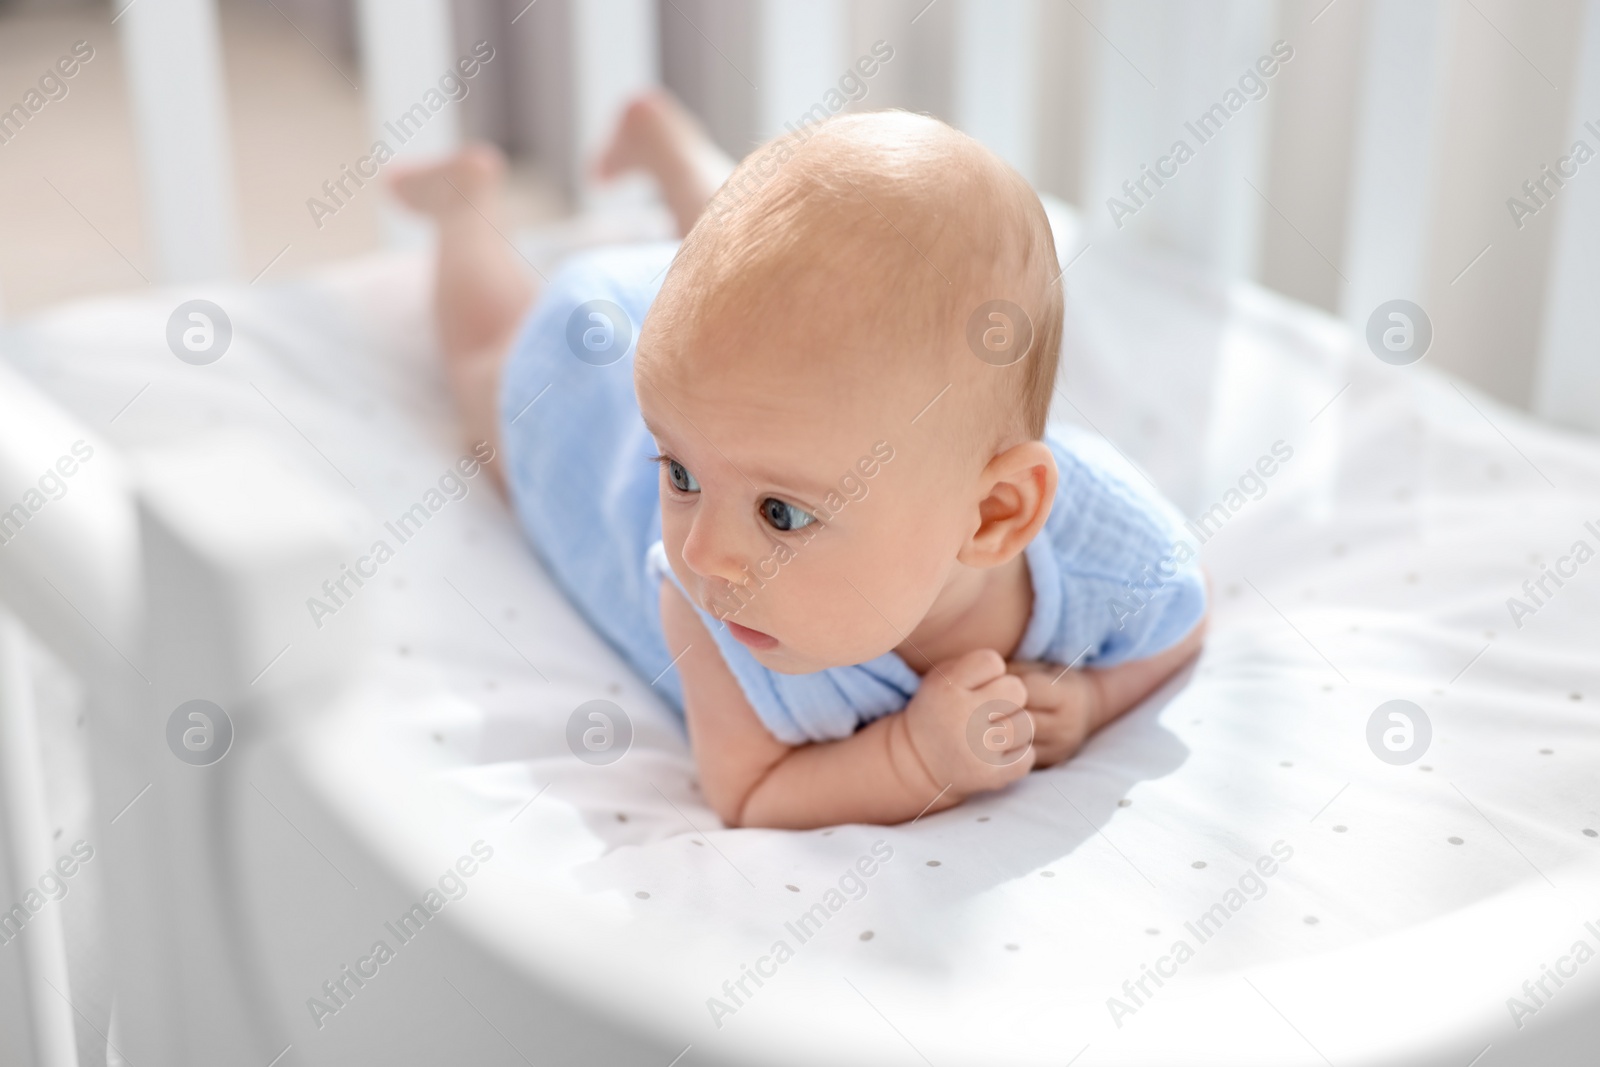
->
[394, 92, 1207, 830]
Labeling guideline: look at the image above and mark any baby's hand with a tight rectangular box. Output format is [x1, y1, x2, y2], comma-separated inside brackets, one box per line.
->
[1006, 661, 1101, 769]
[903, 649, 1036, 798]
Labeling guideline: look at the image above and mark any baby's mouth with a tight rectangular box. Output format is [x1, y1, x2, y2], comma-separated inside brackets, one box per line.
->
[724, 619, 779, 650]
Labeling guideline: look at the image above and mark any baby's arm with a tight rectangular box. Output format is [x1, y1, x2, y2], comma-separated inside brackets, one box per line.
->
[660, 582, 1033, 829]
[1009, 613, 1208, 768]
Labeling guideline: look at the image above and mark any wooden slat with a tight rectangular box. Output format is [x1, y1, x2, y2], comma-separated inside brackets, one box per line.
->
[755, 0, 847, 141]
[355, 0, 460, 161]
[1339, 0, 1453, 327]
[0, 614, 80, 1067]
[1533, 0, 1600, 433]
[953, 0, 1038, 182]
[572, 0, 660, 199]
[1081, 0, 1277, 278]
[356, 0, 458, 244]
[116, 0, 237, 281]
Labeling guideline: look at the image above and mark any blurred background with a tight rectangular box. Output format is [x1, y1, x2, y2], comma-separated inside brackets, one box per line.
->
[0, 0, 1595, 428]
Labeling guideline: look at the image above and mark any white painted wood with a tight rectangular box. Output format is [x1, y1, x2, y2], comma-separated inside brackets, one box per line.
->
[0, 365, 139, 685]
[665, 0, 857, 161]
[954, 0, 1038, 182]
[756, 0, 848, 140]
[98, 434, 366, 1066]
[573, 0, 660, 201]
[356, 0, 460, 161]
[1533, 0, 1600, 434]
[356, 0, 458, 245]
[0, 366, 138, 1065]
[115, 0, 237, 282]
[1082, 0, 1277, 278]
[0, 613, 80, 1067]
[1339, 0, 1453, 327]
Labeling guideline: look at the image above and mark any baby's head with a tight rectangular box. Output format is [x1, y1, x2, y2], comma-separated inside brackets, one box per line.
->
[636, 110, 1062, 673]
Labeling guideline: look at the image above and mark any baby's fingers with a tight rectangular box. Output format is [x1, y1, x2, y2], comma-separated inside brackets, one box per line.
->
[965, 699, 1034, 766]
[937, 648, 1008, 691]
[980, 737, 1036, 788]
[1016, 666, 1067, 710]
[974, 670, 1029, 711]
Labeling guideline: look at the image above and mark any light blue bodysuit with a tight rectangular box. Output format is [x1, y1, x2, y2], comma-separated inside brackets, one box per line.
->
[500, 243, 1206, 745]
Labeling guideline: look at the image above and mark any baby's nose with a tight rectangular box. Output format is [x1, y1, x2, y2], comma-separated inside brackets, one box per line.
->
[679, 516, 749, 586]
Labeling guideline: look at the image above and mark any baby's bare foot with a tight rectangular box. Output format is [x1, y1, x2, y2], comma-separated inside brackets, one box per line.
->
[390, 143, 506, 217]
[594, 90, 733, 236]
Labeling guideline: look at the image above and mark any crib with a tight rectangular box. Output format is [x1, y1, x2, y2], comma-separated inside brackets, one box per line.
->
[3, 2, 1600, 1065]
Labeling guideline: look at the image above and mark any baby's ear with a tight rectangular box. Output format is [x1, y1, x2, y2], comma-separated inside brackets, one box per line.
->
[957, 441, 1058, 569]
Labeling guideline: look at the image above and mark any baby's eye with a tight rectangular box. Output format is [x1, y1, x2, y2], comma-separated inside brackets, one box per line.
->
[760, 497, 816, 532]
[666, 459, 699, 494]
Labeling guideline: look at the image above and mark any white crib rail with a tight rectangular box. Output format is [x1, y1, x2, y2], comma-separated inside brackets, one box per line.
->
[1081, 0, 1277, 278]
[953, 0, 1039, 182]
[105, 0, 1599, 425]
[1339, 0, 1453, 331]
[757, 0, 848, 144]
[119, 435, 365, 1066]
[0, 359, 365, 1066]
[0, 368, 138, 696]
[0, 610, 79, 1067]
[1534, 0, 1600, 433]
[115, 0, 238, 283]
[0, 363, 136, 1067]
[355, 0, 459, 245]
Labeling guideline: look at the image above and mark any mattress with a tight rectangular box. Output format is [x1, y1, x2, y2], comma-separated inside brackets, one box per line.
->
[7, 203, 1600, 1066]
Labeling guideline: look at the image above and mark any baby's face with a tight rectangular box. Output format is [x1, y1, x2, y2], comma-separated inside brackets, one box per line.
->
[636, 304, 980, 674]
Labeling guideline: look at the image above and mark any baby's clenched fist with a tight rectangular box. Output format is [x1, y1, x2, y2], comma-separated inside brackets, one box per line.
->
[903, 648, 1035, 797]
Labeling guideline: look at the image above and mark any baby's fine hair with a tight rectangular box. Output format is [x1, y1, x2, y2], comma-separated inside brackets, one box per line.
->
[658, 109, 1063, 446]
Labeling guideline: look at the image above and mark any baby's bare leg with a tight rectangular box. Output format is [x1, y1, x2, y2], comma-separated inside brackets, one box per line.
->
[390, 94, 734, 478]
[391, 145, 531, 483]
[595, 90, 735, 238]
